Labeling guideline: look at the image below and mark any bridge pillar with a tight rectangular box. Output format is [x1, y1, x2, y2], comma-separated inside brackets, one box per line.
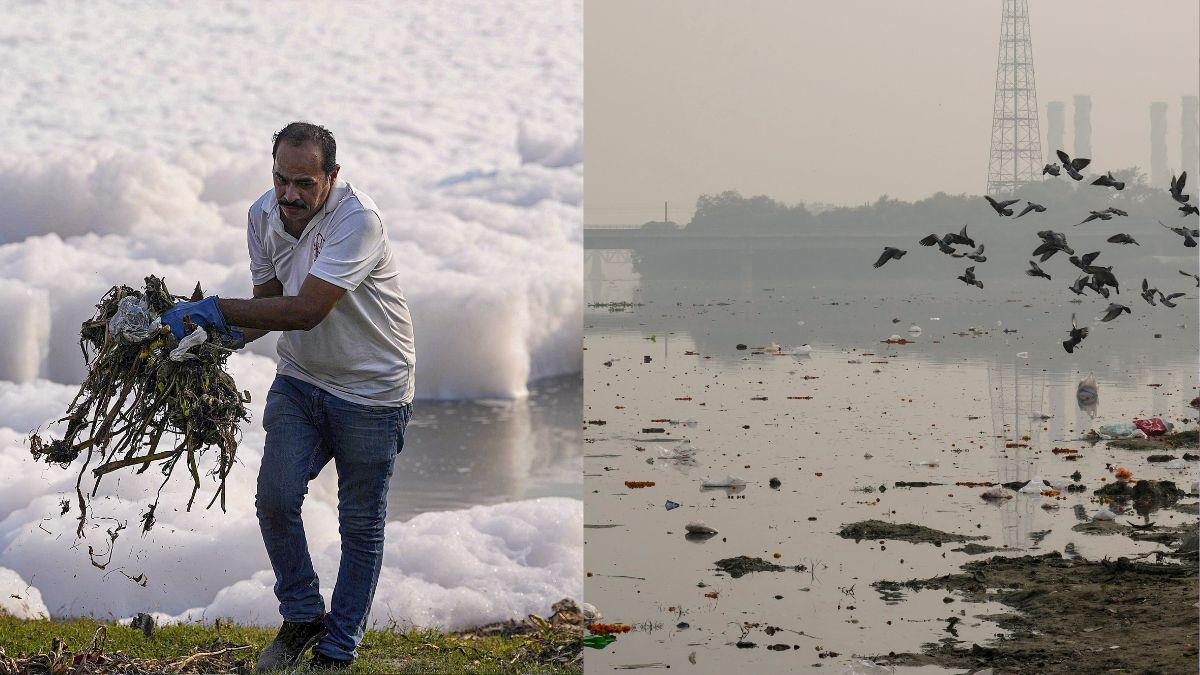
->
[586, 251, 604, 303]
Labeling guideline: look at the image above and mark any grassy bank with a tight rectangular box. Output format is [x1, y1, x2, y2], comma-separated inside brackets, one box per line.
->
[0, 614, 582, 674]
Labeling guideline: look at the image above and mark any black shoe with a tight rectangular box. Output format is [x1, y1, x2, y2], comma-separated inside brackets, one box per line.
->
[256, 615, 327, 672]
[307, 650, 353, 672]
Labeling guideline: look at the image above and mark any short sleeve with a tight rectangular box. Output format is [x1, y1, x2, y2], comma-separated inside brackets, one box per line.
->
[247, 211, 277, 285]
[308, 209, 385, 291]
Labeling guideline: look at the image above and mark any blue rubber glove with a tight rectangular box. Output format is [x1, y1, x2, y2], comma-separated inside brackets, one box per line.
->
[160, 296, 245, 349]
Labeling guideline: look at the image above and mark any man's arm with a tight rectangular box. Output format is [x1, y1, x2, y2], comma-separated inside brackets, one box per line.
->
[219, 274, 347, 334]
[232, 278, 283, 343]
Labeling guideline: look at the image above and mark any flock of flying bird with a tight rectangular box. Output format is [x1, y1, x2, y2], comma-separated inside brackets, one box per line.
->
[872, 152, 1199, 354]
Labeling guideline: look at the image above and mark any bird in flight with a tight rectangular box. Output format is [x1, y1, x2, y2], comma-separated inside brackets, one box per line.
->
[1069, 251, 1102, 272]
[984, 196, 1020, 216]
[1056, 150, 1091, 181]
[1140, 279, 1159, 306]
[1085, 275, 1113, 298]
[874, 247, 907, 268]
[1091, 171, 1125, 190]
[1179, 270, 1199, 287]
[957, 266, 984, 289]
[1062, 313, 1089, 353]
[1169, 172, 1189, 204]
[1015, 201, 1046, 218]
[918, 233, 957, 255]
[1104, 206, 1129, 217]
[1157, 291, 1187, 308]
[1077, 210, 1113, 226]
[952, 243, 986, 262]
[1025, 260, 1051, 280]
[1032, 230, 1073, 261]
[1097, 303, 1130, 322]
[1106, 233, 1138, 245]
[1042, 163, 1060, 176]
[1160, 221, 1198, 247]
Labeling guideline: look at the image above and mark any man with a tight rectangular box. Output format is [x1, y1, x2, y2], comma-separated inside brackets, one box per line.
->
[160, 122, 416, 672]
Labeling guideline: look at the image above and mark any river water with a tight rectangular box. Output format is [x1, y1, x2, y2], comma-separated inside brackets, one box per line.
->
[387, 373, 582, 521]
[583, 239, 1197, 673]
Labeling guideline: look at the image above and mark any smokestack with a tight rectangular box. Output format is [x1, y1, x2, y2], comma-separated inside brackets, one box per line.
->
[1183, 96, 1199, 177]
[1073, 95, 1092, 160]
[1047, 101, 1065, 159]
[1150, 102, 1168, 188]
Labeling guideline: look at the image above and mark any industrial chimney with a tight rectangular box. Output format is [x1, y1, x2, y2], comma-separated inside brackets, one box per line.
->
[1183, 96, 1199, 177]
[1073, 95, 1092, 161]
[1047, 101, 1065, 159]
[1150, 102, 1168, 188]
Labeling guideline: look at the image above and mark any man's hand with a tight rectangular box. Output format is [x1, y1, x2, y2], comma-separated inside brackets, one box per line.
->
[160, 296, 245, 348]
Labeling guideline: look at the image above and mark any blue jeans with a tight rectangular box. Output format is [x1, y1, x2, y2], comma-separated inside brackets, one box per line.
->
[256, 374, 411, 661]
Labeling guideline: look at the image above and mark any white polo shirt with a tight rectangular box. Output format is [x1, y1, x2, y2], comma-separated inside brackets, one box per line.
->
[246, 180, 415, 406]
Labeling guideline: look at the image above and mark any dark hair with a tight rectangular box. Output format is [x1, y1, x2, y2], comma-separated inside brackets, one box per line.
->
[272, 122, 337, 174]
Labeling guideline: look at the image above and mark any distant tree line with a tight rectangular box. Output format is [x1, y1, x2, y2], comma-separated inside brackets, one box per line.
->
[647, 167, 1176, 235]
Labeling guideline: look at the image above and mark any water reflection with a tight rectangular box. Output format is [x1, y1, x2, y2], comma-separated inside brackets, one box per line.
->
[382, 374, 581, 521]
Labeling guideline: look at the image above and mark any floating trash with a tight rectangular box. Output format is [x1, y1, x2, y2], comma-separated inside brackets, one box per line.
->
[1019, 476, 1047, 494]
[1098, 423, 1137, 439]
[583, 635, 617, 649]
[701, 475, 746, 488]
[981, 485, 1014, 500]
[1076, 374, 1099, 417]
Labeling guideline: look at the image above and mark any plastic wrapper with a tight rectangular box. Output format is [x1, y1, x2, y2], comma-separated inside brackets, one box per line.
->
[106, 295, 161, 344]
[1098, 423, 1138, 439]
[169, 325, 209, 362]
[1132, 417, 1169, 437]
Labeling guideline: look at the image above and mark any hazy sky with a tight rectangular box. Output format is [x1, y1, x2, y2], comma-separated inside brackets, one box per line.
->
[585, 0, 1200, 222]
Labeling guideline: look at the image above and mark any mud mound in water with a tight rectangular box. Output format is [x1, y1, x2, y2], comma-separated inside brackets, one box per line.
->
[1095, 479, 1186, 514]
[714, 556, 807, 579]
[838, 520, 989, 545]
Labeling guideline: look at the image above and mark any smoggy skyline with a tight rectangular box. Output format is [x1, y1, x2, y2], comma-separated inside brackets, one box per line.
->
[585, 0, 1200, 223]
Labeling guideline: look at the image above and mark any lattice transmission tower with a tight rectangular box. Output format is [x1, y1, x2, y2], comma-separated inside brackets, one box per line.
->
[986, 0, 1042, 196]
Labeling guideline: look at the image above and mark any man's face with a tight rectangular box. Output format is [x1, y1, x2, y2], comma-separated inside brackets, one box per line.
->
[273, 142, 339, 228]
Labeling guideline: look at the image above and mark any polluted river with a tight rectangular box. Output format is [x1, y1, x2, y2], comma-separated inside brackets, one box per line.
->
[583, 244, 1197, 674]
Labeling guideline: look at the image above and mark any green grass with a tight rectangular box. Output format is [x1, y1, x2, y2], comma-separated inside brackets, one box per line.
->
[0, 614, 582, 674]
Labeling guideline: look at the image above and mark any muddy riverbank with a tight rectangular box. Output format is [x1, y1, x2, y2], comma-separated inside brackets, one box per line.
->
[877, 547, 1198, 673]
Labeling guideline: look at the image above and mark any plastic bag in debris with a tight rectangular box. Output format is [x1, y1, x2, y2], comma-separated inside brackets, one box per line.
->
[658, 445, 697, 461]
[1132, 417, 1169, 437]
[701, 475, 746, 488]
[839, 659, 896, 675]
[107, 295, 162, 344]
[1076, 374, 1098, 417]
[1019, 475, 1048, 494]
[169, 326, 208, 362]
[1098, 423, 1138, 439]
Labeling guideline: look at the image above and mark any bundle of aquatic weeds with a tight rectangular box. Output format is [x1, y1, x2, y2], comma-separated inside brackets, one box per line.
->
[28, 276, 250, 537]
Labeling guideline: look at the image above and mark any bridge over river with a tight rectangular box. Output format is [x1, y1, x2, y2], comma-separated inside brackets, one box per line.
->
[584, 225, 837, 251]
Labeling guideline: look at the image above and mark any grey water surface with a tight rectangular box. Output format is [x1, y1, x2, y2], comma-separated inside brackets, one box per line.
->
[583, 242, 1197, 673]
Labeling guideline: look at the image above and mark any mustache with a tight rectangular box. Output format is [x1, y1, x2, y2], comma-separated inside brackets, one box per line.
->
[278, 200, 308, 209]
